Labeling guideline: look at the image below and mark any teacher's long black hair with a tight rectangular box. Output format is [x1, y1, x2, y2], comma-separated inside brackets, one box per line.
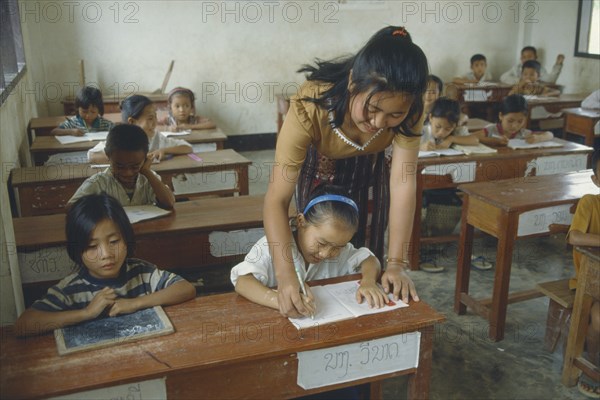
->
[298, 26, 429, 136]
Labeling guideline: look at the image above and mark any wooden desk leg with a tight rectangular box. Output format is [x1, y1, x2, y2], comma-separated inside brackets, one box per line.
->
[455, 196, 473, 315]
[238, 166, 249, 196]
[408, 326, 434, 400]
[409, 174, 424, 271]
[562, 259, 594, 386]
[488, 211, 518, 342]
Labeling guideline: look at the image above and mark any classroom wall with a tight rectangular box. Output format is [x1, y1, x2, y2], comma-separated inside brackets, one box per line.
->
[17, 0, 530, 135]
[0, 71, 37, 324]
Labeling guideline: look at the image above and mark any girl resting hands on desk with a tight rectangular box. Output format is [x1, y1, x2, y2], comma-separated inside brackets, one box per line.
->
[475, 94, 554, 147]
[15, 193, 196, 336]
[232, 185, 388, 315]
[264, 26, 426, 317]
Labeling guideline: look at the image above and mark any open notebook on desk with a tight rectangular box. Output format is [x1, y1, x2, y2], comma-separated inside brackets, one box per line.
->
[289, 280, 408, 330]
[124, 205, 172, 224]
[54, 131, 108, 145]
[452, 143, 497, 155]
[418, 148, 464, 158]
[507, 139, 563, 150]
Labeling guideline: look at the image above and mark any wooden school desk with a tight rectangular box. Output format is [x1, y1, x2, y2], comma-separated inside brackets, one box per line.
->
[29, 128, 228, 165]
[62, 92, 169, 115]
[0, 274, 445, 400]
[10, 149, 250, 217]
[445, 82, 513, 121]
[410, 139, 592, 271]
[562, 107, 600, 147]
[526, 93, 588, 130]
[562, 246, 600, 387]
[453, 170, 597, 341]
[14, 195, 294, 305]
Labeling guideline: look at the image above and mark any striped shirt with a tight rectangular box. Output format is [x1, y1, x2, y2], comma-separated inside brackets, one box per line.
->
[32, 258, 184, 312]
[58, 115, 115, 132]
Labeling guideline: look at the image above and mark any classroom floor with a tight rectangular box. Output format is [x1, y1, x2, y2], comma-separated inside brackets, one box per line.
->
[197, 148, 589, 400]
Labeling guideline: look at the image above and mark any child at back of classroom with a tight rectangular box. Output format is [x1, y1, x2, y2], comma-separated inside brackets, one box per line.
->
[500, 46, 564, 85]
[88, 95, 193, 164]
[420, 97, 479, 151]
[15, 193, 195, 336]
[51, 86, 115, 136]
[71, 124, 175, 209]
[566, 150, 600, 398]
[508, 60, 560, 97]
[159, 87, 216, 131]
[475, 94, 554, 146]
[452, 54, 493, 84]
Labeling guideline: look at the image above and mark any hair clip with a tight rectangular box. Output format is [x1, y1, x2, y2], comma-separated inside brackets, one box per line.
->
[392, 27, 408, 37]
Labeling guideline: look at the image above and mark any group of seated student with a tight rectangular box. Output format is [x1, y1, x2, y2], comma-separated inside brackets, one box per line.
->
[451, 46, 563, 98]
[50, 85, 216, 164]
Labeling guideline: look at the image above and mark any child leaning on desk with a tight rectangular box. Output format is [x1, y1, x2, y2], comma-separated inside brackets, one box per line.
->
[70, 124, 175, 209]
[508, 60, 560, 97]
[231, 185, 389, 315]
[51, 86, 115, 137]
[15, 193, 196, 336]
[88, 94, 192, 164]
[475, 94, 554, 147]
[420, 97, 479, 151]
[566, 150, 600, 398]
[159, 87, 216, 131]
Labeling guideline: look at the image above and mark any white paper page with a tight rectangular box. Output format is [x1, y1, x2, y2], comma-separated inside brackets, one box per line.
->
[54, 131, 108, 144]
[435, 148, 464, 156]
[418, 151, 439, 158]
[289, 286, 354, 330]
[124, 205, 171, 224]
[508, 139, 563, 149]
[452, 143, 498, 155]
[323, 280, 408, 317]
[160, 130, 191, 137]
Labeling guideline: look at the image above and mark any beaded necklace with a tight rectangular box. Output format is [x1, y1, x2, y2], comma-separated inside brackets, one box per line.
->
[327, 107, 383, 152]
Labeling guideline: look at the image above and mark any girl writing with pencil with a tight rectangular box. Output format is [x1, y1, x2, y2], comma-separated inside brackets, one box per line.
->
[264, 26, 426, 318]
[231, 185, 387, 313]
[15, 193, 196, 336]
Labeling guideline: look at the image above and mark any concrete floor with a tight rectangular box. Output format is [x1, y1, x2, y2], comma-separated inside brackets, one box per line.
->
[220, 149, 588, 399]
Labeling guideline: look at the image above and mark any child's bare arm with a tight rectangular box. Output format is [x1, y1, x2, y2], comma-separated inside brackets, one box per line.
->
[356, 256, 387, 308]
[568, 229, 600, 247]
[440, 133, 479, 148]
[140, 156, 175, 209]
[526, 131, 554, 143]
[109, 280, 196, 317]
[160, 145, 193, 156]
[88, 151, 109, 164]
[51, 127, 85, 136]
[235, 274, 280, 310]
[474, 130, 507, 146]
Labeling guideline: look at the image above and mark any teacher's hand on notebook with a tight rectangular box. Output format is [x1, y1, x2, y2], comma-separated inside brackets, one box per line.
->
[381, 266, 419, 304]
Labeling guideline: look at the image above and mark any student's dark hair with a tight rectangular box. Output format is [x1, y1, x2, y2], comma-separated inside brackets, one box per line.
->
[303, 185, 359, 231]
[592, 150, 600, 176]
[522, 60, 541, 75]
[104, 124, 149, 156]
[500, 94, 528, 115]
[167, 87, 195, 107]
[297, 26, 428, 136]
[521, 46, 537, 57]
[66, 193, 135, 267]
[430, 97, 460, 124]
[470, 54, 486, 65]
[120, 95, 153, 122]
[427, 75, 443, 94]
[75, 86, 104, 115]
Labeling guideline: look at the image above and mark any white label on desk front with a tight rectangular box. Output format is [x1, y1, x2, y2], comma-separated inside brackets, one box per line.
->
[421, 162, 476, 183]
[297, 332, 420, 389]
[172, 171, 236, 195]
[518, 204, 574, 237]
[463, 89, 491, 102]
[524, 154, 587, 176]
[209, 228, 265, 257]
[48, 378, 166, 400]
[18, 247, 76, 283]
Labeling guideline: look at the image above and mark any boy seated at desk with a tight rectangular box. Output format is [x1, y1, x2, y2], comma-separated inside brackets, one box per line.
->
[500, 46, 564, 85]
[508, 60, 560, 97]
[51, 86, 115, 136]
[15, 193, 195, 336]
[69, 124, 175, 210]
[452, 54, 493, 84]
[566, 150, 600, 398]
[420, 98, 479, 151]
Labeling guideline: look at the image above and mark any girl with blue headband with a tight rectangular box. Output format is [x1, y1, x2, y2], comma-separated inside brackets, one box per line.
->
[231, 185, 388, 312]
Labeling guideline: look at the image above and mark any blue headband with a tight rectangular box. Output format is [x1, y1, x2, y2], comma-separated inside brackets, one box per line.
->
[303, 195, 359, 215]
